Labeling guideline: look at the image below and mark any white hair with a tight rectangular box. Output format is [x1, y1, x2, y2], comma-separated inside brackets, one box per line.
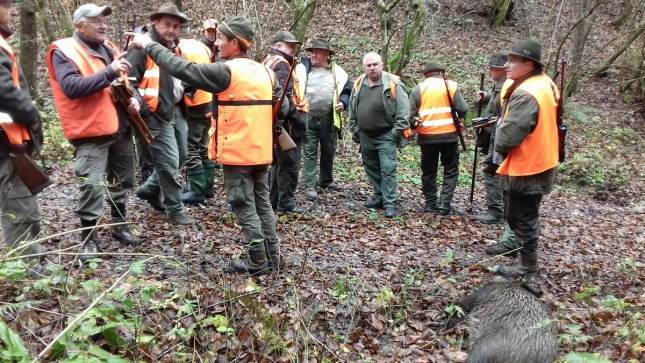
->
[363, 52, 382, 65]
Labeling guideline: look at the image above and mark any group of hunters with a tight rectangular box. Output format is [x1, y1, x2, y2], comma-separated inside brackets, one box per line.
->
[1, 1, 560, 278]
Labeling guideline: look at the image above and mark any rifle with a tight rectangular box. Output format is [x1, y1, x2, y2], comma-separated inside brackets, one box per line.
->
[0, 127, 53, 195]
[110, 77, 155, 145]
[443, 76, 467, 151]
[556, 58, 567, 162]
[271, 58, 297, 152]
[469, 72, 485, 207]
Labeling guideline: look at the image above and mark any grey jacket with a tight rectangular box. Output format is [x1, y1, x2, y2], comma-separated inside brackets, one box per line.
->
[349, 73, 410, 147]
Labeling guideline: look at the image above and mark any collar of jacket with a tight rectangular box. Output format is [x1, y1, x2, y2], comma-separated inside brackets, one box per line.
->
[269, 48, 294, 64]
[0, 24, 13, 39]
[149, 25, 179, 49]
[72, 31, 113, 64]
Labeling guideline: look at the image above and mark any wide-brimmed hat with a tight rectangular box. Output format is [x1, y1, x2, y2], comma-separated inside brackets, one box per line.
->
[486, 52, 508, 68]
[150, 3, 188, 24]
[421, 61, 444, 74]
[304, 38, 334, 56]
[218, 16, 254, 47]
[73, 4, 112, 25]
[508, 38, 544, 66]
[273, 30, 302, 44]
[203, 18, 218, 30]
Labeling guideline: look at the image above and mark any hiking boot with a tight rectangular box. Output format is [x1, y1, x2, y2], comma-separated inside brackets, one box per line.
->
[436, 203, 451, 215]
[79, 229, 99, 262]
[475, 213, 504, 224]
[364, 199, 384, 209]
[168, 212, 196, 225]
[231, 251, 269, 275]
[135, 188, 166, 212]
[181, 168, 206, 205]
[485, 244, 518, 257]
[384, 205, 396, 218]
[110, 218, 141, 246]
[498, 252, 538, 279]
[278, 205, 306, 214]
[304, 188, 318, 200]
[322, 182, 340, 190]
[204, 163, 216, 199]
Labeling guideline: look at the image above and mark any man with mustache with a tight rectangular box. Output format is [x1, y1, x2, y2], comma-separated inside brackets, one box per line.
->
[47, 3, 142, 260]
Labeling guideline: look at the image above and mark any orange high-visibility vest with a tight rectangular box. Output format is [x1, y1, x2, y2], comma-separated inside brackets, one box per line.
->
[0, 35, 31, 145]
[497, 74, 559, 176]
[47, 38, 119, 140]
[177, 38, 213, 107]
[416, 77, 458, 136]
[263, 54, 309, 113]
[500, 78, 514, 107]
[208, 58, 275, 165]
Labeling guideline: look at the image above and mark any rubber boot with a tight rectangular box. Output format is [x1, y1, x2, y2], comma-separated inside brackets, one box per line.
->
[204, 162, 216, 199]
[181, 168, 206, 205]
[498, 252, 538, 279]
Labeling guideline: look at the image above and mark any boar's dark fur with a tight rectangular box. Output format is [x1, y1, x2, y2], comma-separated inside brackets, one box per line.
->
[455, 281, 557, 363]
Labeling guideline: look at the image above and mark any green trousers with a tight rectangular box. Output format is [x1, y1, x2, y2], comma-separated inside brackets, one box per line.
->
[303, 113, 337, 188]
[73, 132, 135, 222]
[0, 157, 42, 257]
[360, 131, 399, 207]
[223, 164, 279, 256]
[141, 107, 188, 216]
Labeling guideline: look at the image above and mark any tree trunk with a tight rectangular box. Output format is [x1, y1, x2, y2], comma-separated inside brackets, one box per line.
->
[19, 0, 39, 101]
[490, 0, 512, 28]
[290, 0, 317, 43]
[595, 23, 645, 77]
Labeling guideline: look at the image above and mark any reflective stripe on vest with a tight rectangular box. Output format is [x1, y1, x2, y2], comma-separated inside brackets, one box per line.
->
[47, 38, 119, 140]
[209, 58, 274, 165]
[497, 74, 559, 176]
[177, 38, 213, 107]
[416, 77, 457, 135]
[263, 54, 309, 112]
[0, 35, 31, 145]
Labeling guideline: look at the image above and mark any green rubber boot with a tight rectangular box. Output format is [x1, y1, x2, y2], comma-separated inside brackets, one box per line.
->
[181, 168, 206, 205]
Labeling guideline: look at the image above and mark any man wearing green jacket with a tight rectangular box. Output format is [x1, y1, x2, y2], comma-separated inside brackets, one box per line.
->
[127, 16, 288, 274]
[349, 52, 410, 218]
[125, 4, 194, 225]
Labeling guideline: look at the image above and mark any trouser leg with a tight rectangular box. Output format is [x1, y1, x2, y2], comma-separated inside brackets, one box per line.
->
[360, 133, 383, 201]
[73, 139, 112, 222]
[302, 115, 321, 189]
[0, 158, 42, 257]
[505, 192, 543, 255]
[145, 116, 184, 215]
[438, 142, 459, 206]
[223, 165, 266, 254]
[420, 144, 440, 209]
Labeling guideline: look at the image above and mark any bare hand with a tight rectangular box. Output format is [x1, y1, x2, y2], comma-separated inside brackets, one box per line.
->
[127, 98, 140, 115]
[476, 90, 487, 102]
[334, 102, 344, 112]
[124, 32, 151, 50]
[111, 51, 131, 73]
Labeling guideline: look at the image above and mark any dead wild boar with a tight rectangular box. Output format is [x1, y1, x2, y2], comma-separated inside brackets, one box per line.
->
[452, 281, 557, 363]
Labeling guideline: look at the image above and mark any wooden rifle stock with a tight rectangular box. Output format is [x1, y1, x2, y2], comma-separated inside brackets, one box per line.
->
[470, 72, 486, 206]
[0, 130, 53, 195]
[110, 78, 155, 146]
[271, 58, 297, 152]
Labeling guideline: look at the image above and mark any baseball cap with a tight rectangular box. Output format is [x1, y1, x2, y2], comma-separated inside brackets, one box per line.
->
[203, 18, 218, 30]
[73, 4, 112, 25]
